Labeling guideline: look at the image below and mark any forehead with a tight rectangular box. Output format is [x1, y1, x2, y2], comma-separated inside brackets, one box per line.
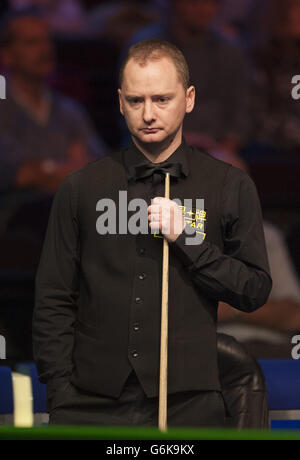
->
[122, 56, 182, 93]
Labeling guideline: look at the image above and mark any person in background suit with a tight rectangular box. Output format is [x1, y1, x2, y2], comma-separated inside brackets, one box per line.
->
[33, 39, 272, 427]
[0, 9, 107, 194]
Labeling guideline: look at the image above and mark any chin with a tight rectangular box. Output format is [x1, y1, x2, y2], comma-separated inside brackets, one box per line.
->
[136, 132, 166, 145]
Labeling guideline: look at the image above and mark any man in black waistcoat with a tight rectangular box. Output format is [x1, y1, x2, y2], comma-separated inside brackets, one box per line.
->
[33, 39, 272, 427]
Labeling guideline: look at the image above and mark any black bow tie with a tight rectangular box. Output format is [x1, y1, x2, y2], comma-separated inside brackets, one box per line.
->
[128, 161, 182, 182]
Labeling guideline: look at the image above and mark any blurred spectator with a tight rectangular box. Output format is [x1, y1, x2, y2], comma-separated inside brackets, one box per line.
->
[250, 0, 300, 152]
[87, 1, 160, 45]
[213, 0, 255, 42]
[212, 0, 272, 50]
[125, 0, 252, 154]
[0, 10, 107, 194]
[8, 0, 87, 34]
[214, 150, 300, 358]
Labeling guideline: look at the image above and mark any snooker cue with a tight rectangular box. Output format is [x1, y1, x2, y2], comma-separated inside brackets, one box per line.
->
[158, 172, 170, 432]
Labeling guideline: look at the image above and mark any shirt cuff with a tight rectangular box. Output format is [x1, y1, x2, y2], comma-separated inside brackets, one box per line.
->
[169, 229, 208, 268]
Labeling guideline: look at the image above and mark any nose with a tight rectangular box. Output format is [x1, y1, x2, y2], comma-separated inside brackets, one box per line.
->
[143, 100, 155, 124]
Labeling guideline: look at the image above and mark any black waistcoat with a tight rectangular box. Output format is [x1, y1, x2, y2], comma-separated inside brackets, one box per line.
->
[71, 146, 231, 398]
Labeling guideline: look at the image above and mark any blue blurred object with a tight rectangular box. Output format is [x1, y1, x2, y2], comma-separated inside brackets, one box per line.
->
[0, 366, 14, 424]
[258, 360, 300, 410]
[15, 363, 46, 414]
[259, 359, 300, 429]
[271, 420, 300, 430]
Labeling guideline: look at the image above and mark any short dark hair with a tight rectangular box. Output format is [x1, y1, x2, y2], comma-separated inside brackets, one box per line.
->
[119, 39, 190, 90]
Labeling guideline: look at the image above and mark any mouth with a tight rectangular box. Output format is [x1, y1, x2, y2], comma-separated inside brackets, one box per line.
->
[141, 128, 161, 134]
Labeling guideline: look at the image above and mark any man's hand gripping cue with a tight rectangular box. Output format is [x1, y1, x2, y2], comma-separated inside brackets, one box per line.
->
[148, 197, 186, 243]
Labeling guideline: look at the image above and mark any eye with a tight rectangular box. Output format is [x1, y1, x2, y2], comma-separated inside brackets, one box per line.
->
[156, 97, 169, 104]
[129, 98, 142, 106]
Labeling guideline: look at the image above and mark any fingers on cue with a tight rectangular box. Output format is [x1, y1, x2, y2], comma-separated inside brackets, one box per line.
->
[148, 205, 162, 216]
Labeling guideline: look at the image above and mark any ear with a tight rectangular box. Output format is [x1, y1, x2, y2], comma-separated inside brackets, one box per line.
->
[185, 85, 195, 114]
[118, 88, 124, 116]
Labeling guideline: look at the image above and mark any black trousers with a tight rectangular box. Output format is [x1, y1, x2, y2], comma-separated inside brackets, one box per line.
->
[48, 371, 226, 427]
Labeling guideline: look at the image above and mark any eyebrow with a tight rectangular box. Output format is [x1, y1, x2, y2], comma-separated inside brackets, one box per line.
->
[125, 93, 175, 99]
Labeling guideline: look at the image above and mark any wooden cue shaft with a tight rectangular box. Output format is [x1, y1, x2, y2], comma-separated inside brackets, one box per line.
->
[158, 172, 170, 432]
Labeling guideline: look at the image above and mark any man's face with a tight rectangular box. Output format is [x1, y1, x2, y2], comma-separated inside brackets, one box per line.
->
[3, 17, 55, 79]
[118, 56, 195, 147]
[174, 0, 220, 31]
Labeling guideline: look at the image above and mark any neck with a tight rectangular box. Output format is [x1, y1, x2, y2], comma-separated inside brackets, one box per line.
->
[10, 73, 46, 107]
[132, 128, 183, 163]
